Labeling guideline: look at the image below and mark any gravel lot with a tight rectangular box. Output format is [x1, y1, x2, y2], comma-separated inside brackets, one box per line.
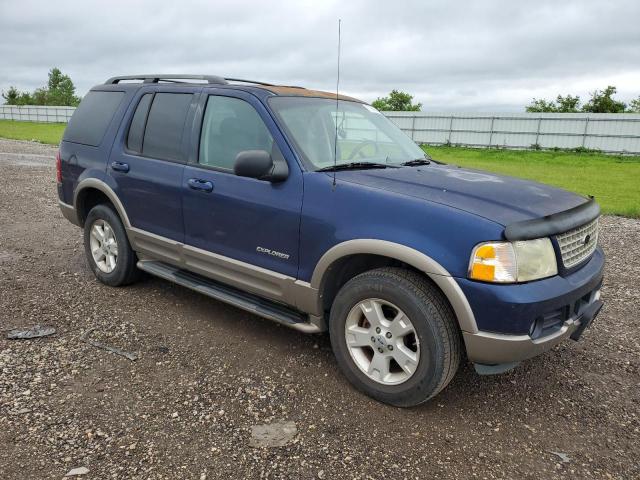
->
[0, 138, 638, 479]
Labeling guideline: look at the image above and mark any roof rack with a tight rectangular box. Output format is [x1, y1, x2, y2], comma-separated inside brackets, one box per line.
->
[104, 75, 229, 85]
[104, 75, 305, 90]
[225, 78, 275, 86]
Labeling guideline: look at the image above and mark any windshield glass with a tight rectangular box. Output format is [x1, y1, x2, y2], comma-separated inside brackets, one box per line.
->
[269, 97, 427, 170]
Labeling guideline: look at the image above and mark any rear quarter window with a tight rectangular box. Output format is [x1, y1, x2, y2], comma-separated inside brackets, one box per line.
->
[63, 91, 125, 146]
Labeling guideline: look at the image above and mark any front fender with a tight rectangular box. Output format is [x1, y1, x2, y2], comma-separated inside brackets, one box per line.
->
[310, 239, 478, 333]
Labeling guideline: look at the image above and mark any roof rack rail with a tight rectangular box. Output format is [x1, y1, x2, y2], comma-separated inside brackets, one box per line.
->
[104, 75, 229, 85]
[224, 78, 275, 86]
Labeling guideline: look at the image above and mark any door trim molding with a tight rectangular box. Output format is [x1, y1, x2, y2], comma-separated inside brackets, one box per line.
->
[128, 227, 321, 317]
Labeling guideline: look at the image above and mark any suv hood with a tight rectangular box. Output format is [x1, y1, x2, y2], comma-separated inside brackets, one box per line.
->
[335, 164, 589, 226]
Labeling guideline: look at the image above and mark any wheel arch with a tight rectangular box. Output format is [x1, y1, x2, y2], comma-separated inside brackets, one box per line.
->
[74, 179, 131, 229]
[310, 239, 478, 334]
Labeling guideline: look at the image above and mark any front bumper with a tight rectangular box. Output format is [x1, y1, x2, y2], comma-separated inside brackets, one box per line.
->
[459, 246, 604, 365]
[463, 289, 602, 365]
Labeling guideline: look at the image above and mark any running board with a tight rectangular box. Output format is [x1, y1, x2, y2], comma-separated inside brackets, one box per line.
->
[137, 260, 322, 333]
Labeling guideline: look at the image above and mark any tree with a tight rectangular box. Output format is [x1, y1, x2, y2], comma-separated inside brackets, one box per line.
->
[627, 96, 640, 113]
[525, 86, 639, 113]
[2, 86, 21, 105]
[372, 90, 422, 111]
[1, 86, 33, 106]
[581, 86, 626, 113]
[1, 67, 80, 106]
[526, 94, 580, 113]
[555, 94, 581, 113]
[45, 68, 80, 106]
[526, 98, 559, 113]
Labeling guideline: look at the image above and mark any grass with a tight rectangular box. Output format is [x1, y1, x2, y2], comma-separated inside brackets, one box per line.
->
[423, 146, 640, 218]
[0, 120, 637, 217]
[0, 119, 66, 145]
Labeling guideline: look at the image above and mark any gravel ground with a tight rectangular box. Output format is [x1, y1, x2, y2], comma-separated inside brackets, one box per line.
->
[0, 138, 638, 479]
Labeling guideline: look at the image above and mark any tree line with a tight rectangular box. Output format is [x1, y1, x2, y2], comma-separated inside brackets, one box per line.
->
[369, 87, 640, 114]
[3, 71, 639, 114]
[2, 68, 81, 107]
[526, 86, 640, 113]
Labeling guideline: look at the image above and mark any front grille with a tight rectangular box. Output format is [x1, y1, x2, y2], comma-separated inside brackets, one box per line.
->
[555, 218, 599, 268]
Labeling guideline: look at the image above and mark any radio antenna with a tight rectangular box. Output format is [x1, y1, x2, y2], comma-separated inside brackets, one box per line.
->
[332, 18, 341, 189]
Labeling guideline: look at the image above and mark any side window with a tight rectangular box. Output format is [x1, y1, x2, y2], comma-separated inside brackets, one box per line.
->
[142, 93, 192, 161]
[199, 96, 274, 170]
[126, 93, 152, 153]
[63, 91, 125, 146]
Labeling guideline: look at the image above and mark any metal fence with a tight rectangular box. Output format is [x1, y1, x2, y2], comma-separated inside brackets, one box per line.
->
[0, 105, 75, 123]
[383, 111, 640, 154]
[2, 104, 640, 154]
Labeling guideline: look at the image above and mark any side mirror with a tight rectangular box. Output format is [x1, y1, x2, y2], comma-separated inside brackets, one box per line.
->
[234, 150, 288, 182]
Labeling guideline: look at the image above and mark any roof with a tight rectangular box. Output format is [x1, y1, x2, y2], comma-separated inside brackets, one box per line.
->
[101, 75, 363, 103]
[257, 85, 363, 103]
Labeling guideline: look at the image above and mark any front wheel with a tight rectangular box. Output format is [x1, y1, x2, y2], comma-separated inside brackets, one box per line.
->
[329, 267, 461, 407]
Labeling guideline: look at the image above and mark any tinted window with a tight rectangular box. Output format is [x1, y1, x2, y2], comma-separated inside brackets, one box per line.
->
[127, 93, 152, 153]
[63, 91, 125, 146]
[142, 93, 192, 161]
[199, 96, 273, 170]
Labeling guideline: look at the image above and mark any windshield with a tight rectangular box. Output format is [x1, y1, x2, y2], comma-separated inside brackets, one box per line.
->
[269, 97, 428, 170]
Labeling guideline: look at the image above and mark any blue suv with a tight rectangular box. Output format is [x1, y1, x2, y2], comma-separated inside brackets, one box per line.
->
[57, 75, 604, 406]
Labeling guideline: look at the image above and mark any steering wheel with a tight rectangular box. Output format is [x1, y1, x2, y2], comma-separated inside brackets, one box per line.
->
[347, 140, 380, 160]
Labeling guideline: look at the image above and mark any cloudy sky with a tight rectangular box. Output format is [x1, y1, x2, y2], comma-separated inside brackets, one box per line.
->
[2, 0, 639, 111]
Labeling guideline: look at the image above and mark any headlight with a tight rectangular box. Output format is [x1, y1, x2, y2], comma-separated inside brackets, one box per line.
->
[469, 238, 557, 283]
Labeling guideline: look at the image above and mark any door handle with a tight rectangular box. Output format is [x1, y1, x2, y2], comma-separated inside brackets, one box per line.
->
[111, 161, 130, 173]
[187, 178, 214, 192]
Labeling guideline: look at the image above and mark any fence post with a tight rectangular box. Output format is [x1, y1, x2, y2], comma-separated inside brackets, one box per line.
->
[447, 115, 454, 145]
[488, 116, 495, 147]
[535, 117, 542, 147]
[581, 117, 590, 148]
[411, 115, 416, 141]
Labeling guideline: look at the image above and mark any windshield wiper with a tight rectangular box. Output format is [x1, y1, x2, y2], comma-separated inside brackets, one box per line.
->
[316, 162, 396, 172]
[401, 158, 431, 166]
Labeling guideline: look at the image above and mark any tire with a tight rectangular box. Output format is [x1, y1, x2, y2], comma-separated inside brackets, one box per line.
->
[83, 204, 140, 287]
[329, 267, 461, 407]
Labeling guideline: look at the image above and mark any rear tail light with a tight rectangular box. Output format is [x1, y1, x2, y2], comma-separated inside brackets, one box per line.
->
[56, 150, 62, 183]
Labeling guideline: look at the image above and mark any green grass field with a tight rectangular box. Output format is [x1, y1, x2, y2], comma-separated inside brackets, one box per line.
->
[0, 120, 637, 217]
[0, 119, 66, 145]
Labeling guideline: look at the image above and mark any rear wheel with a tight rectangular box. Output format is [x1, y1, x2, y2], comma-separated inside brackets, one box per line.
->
[329, 267, 461, 407]
[83, 204, 139, 286]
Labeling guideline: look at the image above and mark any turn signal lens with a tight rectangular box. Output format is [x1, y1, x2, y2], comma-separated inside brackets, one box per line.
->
[469, 238, 558, 283]
[469, 242, 517, 283]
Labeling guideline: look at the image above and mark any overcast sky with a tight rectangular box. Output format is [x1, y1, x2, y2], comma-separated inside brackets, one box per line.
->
[1, 0, 639, 111]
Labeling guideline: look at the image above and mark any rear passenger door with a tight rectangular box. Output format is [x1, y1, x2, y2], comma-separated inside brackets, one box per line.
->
[182, 90, 303, 281]
[110, 89, 198, 242]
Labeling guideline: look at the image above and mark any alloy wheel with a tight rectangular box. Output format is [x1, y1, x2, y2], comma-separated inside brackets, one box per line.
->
[344, 298, 420, 385]
[89, 219, 118, 273]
